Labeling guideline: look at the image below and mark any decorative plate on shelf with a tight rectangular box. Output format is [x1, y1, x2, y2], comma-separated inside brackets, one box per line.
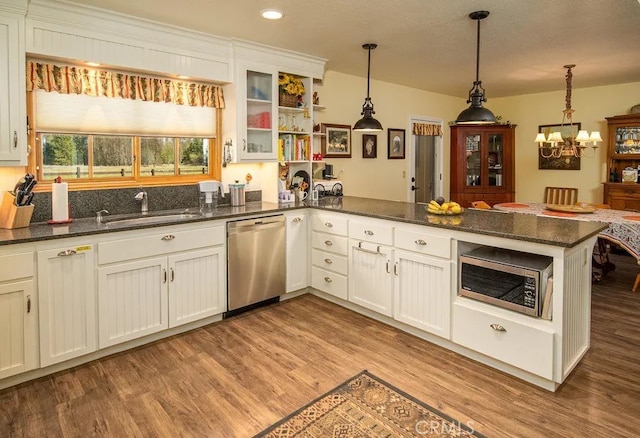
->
[544, 204, 596, 214]
[630, 104, 640, 114]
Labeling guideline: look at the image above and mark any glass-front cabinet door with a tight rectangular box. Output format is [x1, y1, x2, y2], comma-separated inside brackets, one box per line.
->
[487, 133, 503, 187]
[464, 133, 481, 187]
[237, 64, 277, 161]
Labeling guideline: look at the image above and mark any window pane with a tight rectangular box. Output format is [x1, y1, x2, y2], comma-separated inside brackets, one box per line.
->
[41, 134, 89, 180]
[93, 136, 134, 178]
[179, 138, 209, 175]
[140, 137, 176, 176]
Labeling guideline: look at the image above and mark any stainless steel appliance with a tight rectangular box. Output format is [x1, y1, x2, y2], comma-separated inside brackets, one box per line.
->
[226, 215, 285, 316]
[459, 246, 553, 317]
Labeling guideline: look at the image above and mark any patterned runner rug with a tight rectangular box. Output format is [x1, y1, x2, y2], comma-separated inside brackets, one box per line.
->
[255, 370, 486, 437]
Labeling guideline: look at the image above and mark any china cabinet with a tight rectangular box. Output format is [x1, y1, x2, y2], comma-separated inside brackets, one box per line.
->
[449, 124, 516, 207]
[603, 114, 640, 210]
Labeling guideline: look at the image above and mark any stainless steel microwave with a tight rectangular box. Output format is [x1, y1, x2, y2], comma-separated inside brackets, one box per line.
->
[459, 247, 553, 317]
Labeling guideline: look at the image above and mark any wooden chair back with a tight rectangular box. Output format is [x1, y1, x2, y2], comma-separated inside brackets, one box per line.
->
[544, 187, 578, 205]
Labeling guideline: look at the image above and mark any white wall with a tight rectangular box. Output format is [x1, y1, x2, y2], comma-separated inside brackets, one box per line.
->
[315, 70, 463, 201]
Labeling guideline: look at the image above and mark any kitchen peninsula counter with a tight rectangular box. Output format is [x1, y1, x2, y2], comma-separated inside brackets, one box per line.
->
[0, 196, 606, 247]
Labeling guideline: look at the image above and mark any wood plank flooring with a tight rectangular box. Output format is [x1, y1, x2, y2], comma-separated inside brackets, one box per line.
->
[1, 253, 639, 437]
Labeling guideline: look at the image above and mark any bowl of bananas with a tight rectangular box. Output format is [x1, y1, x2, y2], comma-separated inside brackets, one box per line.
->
[426, 197, 463, 215]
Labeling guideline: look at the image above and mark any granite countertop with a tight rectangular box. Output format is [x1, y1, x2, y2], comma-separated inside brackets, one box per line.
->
[0, 196, 607, 248]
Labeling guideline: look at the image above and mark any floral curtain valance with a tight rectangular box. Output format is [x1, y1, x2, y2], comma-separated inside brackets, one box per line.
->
[26, 61, 225, 109]
[412, 122, 443, 136]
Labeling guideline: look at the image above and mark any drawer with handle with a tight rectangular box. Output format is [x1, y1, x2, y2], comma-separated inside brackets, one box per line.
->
[348, 220, 393, 245]
[311, 266, 348, 300]
[311, 232, 349, 256]
[312, 249, 348, 275]
[311, 214, 348, 236]
[394, 227, 451, 259]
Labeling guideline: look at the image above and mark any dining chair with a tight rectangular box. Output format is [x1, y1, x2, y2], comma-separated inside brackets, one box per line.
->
[543, 187, 578, 205]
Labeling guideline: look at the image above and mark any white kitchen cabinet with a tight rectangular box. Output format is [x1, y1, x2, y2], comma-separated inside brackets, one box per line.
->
[311, 211, 349, 299]
[37, 245, 96, 367]
[0, 251, 37, 379]
[97, 225, 225, 347]
[236, 61, 278, 162]
[285, 211, 309, 293]
[0, 12, 26, 165]
[348, 240, 394, 317]
[394, 249, 452, 338]
[168, 247, 225, 328]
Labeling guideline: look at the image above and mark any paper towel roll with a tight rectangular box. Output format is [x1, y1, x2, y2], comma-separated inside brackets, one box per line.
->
[52, 182, 69, 222]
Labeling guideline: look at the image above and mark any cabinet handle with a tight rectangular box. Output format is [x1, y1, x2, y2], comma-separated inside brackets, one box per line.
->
[324, 222, 333, 228]
[243, 139, 246, 151]
[490, 323, 506, 332]
[324, 258, 333, 265]
[415, 239, 427, 246]
[292, 217, 302, 223]
[13, 131, 17, 148]
[386, 260, 390, 273]
[161, 235, 175, 241]
[364, 230, 374, 236]
[27, 295, 31, 313]
[163, 269, 167, 283]
[324, 276, 332, 283]
[324, 240, 333, 246]
[394, 262, 398, 276]
[57, 249, 77, 257]
[170, 268, 175, 282]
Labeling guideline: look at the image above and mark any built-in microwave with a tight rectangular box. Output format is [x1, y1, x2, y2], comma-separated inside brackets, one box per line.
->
[459, 246, 553, 317]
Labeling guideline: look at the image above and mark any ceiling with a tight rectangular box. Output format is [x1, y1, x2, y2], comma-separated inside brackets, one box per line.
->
[57, 0, 640, 98]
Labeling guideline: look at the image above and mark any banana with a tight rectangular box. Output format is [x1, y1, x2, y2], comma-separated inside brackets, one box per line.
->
[429, 200, 441, 209]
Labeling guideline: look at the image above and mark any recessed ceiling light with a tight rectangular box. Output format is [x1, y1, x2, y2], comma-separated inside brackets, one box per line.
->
[261, 9, 284, 20]
[85, 62, 101, 67]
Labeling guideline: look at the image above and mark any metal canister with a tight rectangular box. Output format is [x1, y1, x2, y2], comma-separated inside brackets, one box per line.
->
[229, 181, 246, 206]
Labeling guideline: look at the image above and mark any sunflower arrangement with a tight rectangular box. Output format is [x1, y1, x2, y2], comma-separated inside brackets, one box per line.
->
[278, 73, 305, 96]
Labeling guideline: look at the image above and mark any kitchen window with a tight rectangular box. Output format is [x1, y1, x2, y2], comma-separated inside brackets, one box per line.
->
[26, 60, 224, 188]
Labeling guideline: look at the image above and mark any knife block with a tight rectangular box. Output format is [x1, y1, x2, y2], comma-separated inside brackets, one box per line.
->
[0, 191, 34, 229]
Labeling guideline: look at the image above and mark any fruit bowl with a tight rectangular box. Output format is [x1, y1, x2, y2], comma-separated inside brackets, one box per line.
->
[425, 199, 463, 216]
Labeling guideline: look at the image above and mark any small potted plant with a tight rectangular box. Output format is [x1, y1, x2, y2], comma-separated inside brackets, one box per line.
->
[278, 73, 305, 107]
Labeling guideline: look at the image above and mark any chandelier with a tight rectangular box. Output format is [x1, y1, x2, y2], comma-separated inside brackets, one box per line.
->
[535, 65, 602, 159]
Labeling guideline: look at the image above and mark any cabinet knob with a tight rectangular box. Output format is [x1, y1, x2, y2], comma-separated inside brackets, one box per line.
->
[415, 239, 427, 246]
[324, 276, 332, 283]
[161, 235, 176, 241]
[324, 222, 333, 228]
[324, 258, 333, 264]
[364, 230, 374, 236]
[324, 240, 333, 246]
[490, 323, 507, 332]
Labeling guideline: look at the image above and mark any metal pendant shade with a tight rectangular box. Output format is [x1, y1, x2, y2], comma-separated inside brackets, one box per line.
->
[456, 11, 497, 125]
[353, 43, 383, 132]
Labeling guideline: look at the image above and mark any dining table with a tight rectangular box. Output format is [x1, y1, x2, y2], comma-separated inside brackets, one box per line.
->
[493, 202, 640, 280]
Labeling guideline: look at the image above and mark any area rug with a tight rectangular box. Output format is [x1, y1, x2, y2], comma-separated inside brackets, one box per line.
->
[255, 370, 486, 437]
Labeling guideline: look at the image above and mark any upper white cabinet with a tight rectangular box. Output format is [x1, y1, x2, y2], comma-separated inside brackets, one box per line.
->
[0, 11, 26, 165]
[37, 243, 96, 367]
[0, 250, 36, 379]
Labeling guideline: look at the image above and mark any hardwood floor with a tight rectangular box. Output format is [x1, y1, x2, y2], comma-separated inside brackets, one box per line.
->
[1, 253, 639, 437]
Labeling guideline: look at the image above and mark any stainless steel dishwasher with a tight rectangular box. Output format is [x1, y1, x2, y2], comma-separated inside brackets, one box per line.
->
[226, 215, 285, 315]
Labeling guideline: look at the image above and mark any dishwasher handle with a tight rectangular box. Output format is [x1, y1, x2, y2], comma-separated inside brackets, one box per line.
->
[228, 215, 285, 235]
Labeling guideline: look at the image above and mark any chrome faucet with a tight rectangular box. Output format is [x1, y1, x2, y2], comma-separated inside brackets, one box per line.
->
[135, 189, 148, 214]
[96, 209, 109, 224]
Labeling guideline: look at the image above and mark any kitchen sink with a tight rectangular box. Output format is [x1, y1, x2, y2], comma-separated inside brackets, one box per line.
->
[103, 213, 203, 227]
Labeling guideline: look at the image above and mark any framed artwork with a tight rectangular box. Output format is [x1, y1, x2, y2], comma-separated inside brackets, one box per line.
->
[387, 128, 405, 159]
[538, 123, 581, 170]
[321, 123, 351, 158]
[362, 134, 377, 158]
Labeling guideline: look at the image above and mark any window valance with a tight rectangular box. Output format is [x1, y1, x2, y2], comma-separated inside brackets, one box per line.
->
[26, 61, 225, 109]
[412, 122, 443, 136]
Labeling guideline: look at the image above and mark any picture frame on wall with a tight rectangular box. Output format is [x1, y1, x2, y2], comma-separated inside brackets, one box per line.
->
[387, 128, 405, 159]
[362, 134, 377, 158]
[321, 123, 351, 158]
[538, 123, 581, 170]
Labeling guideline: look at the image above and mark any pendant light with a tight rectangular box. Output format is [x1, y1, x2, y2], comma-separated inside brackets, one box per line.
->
[455, 11, 497, 124]
[353, 43, 383, 132]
